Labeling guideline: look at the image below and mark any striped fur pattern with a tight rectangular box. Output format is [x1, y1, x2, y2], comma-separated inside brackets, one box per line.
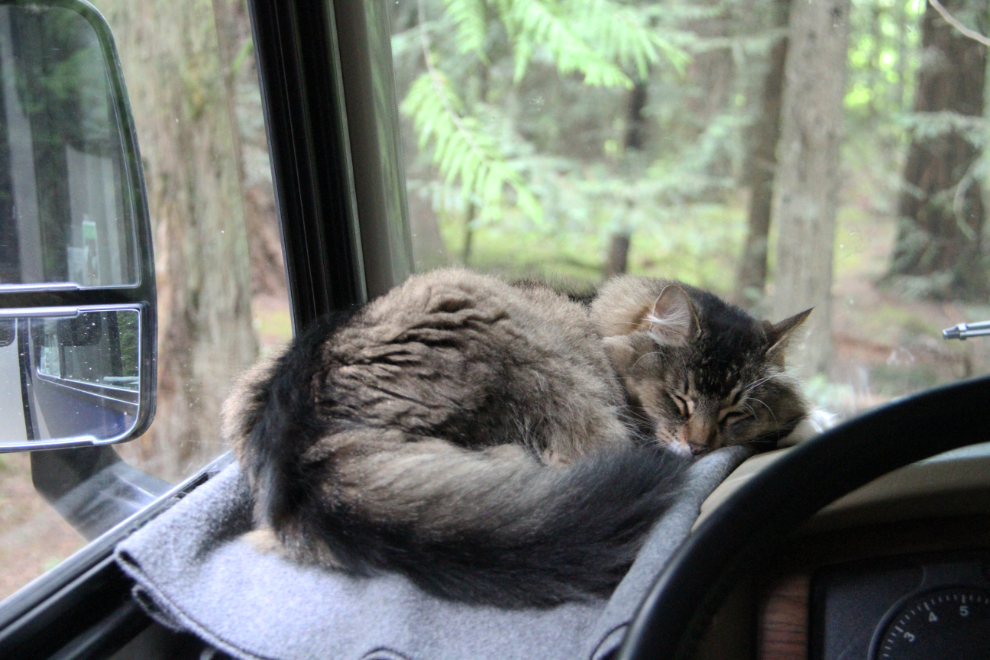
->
[223, 269, 808, 607]
[592, 276, 812, 458]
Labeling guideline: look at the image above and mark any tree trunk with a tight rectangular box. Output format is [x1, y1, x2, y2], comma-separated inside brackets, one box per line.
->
[893, 0, 908, 111]
[462, 202, 475, 265]
[101, 0, 258, 480]
[605, 232, 631, 278]
[770, 0, 850, 378]
[888, 0, 987, 300]
[606, 80, 649, 278]
[212, 0, 286, 296]
[461, 59, 491, 267]
[867, 3, 883, 119]
[735, 0, 789, 306]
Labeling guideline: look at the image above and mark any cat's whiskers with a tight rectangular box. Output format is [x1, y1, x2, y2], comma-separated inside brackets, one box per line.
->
[626, 410, 655, 428]
[742, 372, 785, 394]
[742, 375, 774, 392]
[630, 350, 664, 371]
[746, 396, 779, 428]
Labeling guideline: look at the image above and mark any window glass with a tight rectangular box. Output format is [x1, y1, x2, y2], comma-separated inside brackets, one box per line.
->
[389, 0, 989, 418]
[0, 0, 290, 602]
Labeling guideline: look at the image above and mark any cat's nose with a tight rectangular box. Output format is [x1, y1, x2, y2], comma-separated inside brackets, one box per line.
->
[687, 442, 707, 456]
[666, 441, 694, 458]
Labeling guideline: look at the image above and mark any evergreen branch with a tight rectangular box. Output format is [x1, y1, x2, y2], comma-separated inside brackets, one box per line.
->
[496, 0, 633, 87]
[402, 0, 543, 223]
[512, 35, 535, 82]
[928, 0, 990, 48]
[900, 111, 987, 148]
[571, 0, 690, 78]
[443, 0, 489, 58]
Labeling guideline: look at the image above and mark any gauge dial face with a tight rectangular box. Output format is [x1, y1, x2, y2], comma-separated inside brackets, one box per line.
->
[873, 587, 990, 659]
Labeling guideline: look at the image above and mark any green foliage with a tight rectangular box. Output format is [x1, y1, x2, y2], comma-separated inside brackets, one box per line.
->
[844, 0, 925, 133]
[117, 311, 140, 379]
[900, 110, 988, 148]
[400, 0, 689, 225]
[498, 0, 687, 85]
[434, 189, 746, 290]
[398, 0, 939, 285]
[401, 72, 541, 222]
[442, 0, 488, 57]
[393, 0, 990, 410]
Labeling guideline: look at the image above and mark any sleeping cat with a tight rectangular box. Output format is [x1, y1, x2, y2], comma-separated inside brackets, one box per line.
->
[591, 276, 812, 457]
[222, 268, 811, 608]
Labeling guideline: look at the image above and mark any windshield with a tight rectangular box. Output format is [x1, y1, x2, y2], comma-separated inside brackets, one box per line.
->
[389, 0, 988, 418]
[0, 0, 986, 609]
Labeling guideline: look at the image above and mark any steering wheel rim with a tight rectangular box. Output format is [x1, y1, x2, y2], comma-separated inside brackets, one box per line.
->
[617, 374, 990, 660]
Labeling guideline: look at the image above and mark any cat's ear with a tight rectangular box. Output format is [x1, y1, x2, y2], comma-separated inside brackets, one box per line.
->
[765, 308, 813, 366]
[644, 285, 699, 347]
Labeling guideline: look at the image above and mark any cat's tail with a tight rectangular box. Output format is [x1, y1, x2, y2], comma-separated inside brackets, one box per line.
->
[223, 315, 688, 609]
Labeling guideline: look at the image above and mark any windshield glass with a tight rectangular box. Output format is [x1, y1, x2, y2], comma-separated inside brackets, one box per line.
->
[1, 0, 986, 610]
[389, 0, 988, 419]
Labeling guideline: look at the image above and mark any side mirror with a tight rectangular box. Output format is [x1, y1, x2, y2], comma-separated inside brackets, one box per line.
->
[0, 0, 155, 452]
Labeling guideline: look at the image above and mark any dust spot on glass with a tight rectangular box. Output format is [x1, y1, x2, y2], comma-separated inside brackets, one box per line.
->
[887, 347, 915, 367]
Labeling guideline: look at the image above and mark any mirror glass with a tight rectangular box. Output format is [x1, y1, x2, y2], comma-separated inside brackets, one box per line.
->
[0, 3, 137, 288]
[0, 307, 140, 449]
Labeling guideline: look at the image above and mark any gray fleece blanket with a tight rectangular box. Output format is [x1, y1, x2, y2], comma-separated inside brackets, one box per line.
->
[115, 446, 749, 660]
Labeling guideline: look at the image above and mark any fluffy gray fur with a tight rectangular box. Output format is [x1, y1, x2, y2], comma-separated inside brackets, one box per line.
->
[223, 269, 809, 607]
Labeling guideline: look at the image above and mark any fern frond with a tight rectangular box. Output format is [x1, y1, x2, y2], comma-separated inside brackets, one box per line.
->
[569, 0, 690, 78]
[443, 0, 489, 58]
[401, 72, 543, 222]
[495, 0, 632, 87]
[512, 33, 535, 82]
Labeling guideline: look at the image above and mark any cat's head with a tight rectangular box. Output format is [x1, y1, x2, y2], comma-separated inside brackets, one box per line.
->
[598, 280, 811, 458]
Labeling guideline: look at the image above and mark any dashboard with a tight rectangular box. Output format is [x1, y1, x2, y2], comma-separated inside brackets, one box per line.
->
[691, 443, 990, 660]
[813, 553, 990, 659]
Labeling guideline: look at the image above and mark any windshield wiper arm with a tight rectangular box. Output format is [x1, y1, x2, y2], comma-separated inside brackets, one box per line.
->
[943, 320, 990, 340]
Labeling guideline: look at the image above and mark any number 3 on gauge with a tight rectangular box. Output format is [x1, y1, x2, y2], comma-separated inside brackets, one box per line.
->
[872, 587, 990, 659]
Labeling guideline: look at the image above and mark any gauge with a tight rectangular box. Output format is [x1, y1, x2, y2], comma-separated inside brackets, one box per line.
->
[873, 587, 990, 659]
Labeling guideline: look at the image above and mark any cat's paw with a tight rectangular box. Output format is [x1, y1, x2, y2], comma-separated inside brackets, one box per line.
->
[242, 528, 282, 554]
[779, 408, 838, 446]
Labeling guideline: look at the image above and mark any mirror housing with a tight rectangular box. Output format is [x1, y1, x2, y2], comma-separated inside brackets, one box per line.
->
[0, 0, 156, 452]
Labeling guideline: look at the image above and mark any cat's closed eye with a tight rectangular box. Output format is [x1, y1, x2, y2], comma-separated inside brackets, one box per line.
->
[667, 392, 690, 417]
[719, 410, 751, 426]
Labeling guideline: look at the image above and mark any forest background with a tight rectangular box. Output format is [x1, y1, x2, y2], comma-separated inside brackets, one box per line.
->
[389, 0, 990, 417]
[3, 0, 990, 598]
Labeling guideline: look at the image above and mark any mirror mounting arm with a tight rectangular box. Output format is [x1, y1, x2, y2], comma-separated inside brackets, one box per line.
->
[31, 446, 170, 541]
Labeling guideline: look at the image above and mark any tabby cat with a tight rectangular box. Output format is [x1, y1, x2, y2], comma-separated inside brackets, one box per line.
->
[223, 269, 811, 608]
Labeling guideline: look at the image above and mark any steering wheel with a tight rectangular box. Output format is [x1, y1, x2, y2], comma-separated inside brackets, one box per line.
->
[617, 374, 990, 660]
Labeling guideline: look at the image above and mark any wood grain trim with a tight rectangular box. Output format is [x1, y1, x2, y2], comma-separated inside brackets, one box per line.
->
[757, 573, 809, 660]
[749, 517, 990, 660]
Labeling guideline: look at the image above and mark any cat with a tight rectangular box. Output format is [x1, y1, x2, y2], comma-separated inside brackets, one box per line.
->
[222, 268, 812, 608]
[591, 276, 813, 457]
